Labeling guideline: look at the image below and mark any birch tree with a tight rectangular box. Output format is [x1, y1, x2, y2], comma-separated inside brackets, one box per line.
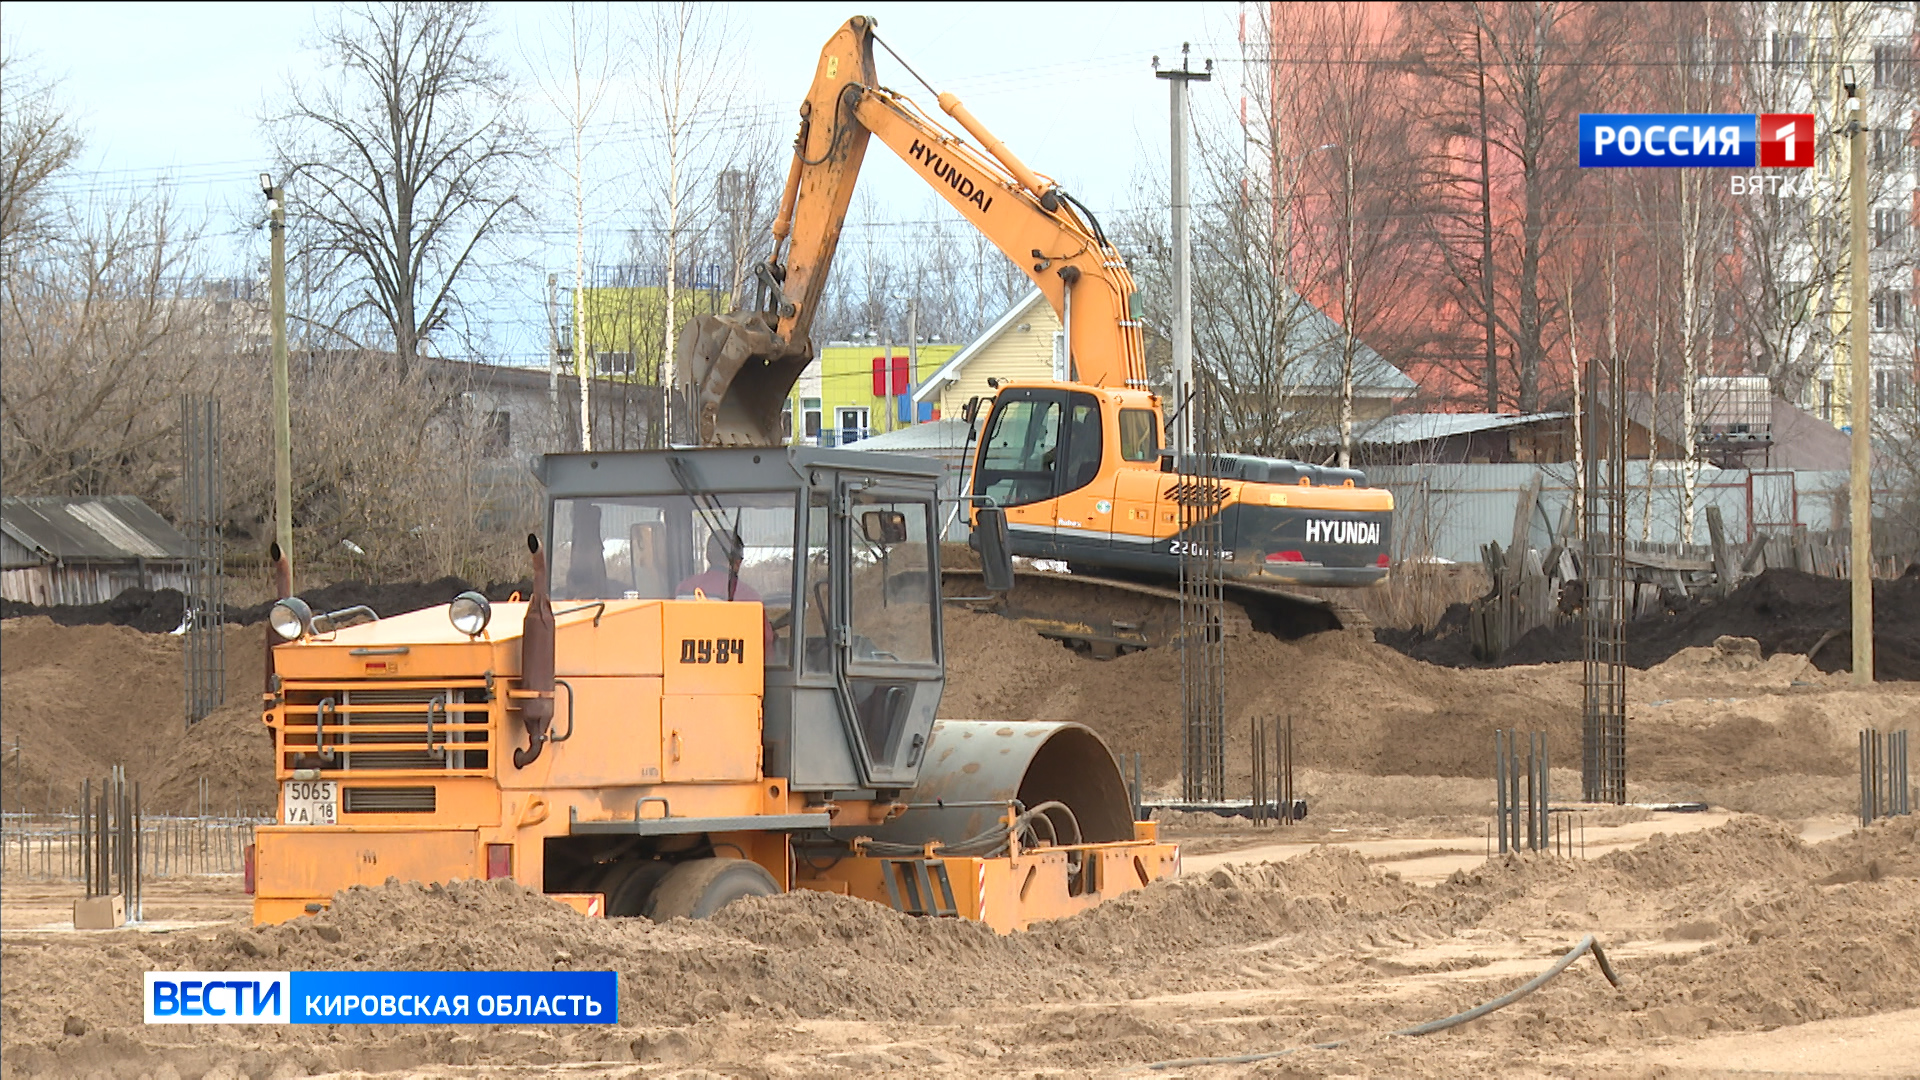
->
[528, 1, 616, 449]
[634, 1, 744, 445]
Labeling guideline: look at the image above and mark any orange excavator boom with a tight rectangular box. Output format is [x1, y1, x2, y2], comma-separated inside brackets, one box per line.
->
[676, 15, 1146, 446]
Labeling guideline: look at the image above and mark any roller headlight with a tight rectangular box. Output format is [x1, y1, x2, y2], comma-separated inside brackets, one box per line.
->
[269, 597, 314, 642]
[449, 591, 492, 637]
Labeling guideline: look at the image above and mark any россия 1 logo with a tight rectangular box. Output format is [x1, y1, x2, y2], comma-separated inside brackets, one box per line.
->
[1581, 114, 1814, 168]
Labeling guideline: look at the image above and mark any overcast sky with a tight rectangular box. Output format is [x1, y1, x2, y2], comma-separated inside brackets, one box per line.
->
[5, 1, 1244, 359]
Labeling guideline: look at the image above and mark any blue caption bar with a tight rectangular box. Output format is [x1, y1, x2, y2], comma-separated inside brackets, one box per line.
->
[1581, 114, 1755, 168]
[292, 971, 618, 1023]
[148, 971, 618, 1024]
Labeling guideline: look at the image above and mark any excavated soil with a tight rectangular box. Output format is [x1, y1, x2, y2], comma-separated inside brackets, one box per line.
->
[4, 587, 1917, 1076]
[0, 619, 274, 816]
[2, 817, 1916, 1077]
[941, 607, 1909, 805]
[1381, 567, 1920, 680]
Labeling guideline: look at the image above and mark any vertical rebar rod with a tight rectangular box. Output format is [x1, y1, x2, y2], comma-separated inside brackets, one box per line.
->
[80, 780, 90, 897]
[1861, 729, 1873, 827]
[1509, 737, 1523, 853]
[1495, 730, 1509, 854]
[1282, 714, 1293, 827]
[1251, 715, 1265, 824]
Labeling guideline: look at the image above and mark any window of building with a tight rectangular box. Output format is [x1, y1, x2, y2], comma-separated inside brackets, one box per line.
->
[1770, 32, 1806, 65]
[1873, 43, 1910, 91]
[1872, 128, 1910, 170]
[482, 410, 511, 457]
[780, 403, 794, 441]
[1874, 207, 1910, 250]
[1821, 379, 1833, 421]
[596, 351, 634, 376]
[803, 402, 822, 443]
[1873, 289, 1909, 330]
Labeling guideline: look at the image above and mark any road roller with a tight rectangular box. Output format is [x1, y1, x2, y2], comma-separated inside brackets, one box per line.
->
[250, 446, 1176, 931]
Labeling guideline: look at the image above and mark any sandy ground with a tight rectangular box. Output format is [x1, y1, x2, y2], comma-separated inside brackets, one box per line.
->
[3, 617, 1916, 1078]
[4, 807, 1915, 1079]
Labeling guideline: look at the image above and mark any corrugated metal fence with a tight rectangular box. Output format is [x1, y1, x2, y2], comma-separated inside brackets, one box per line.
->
[1372, 463, 1879, 565]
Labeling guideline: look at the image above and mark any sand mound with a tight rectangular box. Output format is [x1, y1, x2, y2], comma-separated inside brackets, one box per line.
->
[940, 608, 1584, 787]
[0, 619, 265, 814]
[145, 701, 278, 817]
[6, 818, 1915, 1078]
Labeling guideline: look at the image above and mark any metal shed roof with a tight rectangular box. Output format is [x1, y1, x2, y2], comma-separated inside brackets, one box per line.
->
[0, 496, 190, 567]
[842, 418, 975, 453]
[1295, 411, 1571, 447]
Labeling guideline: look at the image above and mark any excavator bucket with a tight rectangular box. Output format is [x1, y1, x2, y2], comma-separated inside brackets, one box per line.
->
[674, 311, 814, 447]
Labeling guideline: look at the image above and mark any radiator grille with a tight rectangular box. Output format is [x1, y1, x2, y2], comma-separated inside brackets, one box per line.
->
[283, 684, 491, 773]
[342, 786, 436, 813]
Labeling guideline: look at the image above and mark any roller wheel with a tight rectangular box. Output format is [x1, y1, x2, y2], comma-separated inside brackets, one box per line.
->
[597, 858, 673, 918]
[642, 858, 779, 922]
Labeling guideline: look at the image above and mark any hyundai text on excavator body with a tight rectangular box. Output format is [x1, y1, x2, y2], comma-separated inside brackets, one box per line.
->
[253, 448, 1177, 929]
[676, 16, 1394, 656]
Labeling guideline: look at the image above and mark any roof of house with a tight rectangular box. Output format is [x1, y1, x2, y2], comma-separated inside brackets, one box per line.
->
[1295, 411, 1570, 448]
[841, 418, 975, 454]
[1, 496, 190, 567]
[912, 290, 1051, 404]
[1268, 304, 1417, 396]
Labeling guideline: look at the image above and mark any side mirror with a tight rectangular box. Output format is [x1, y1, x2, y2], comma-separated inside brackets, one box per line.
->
[860, 509, 910, 545]
[975, 507, 1014, 593]
[1158, 448, 1177, 474]
[961, 395, 982, 424]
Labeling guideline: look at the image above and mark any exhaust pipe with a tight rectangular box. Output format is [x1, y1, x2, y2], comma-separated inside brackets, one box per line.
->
[264, 541, 291, 693]
[513, 534, 556, 769]
[264, 542, 291, 756]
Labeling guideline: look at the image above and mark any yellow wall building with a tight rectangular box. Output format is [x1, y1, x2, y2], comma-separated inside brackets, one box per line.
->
[787, 340, 963, 446]
[909, 290, 1062, 421]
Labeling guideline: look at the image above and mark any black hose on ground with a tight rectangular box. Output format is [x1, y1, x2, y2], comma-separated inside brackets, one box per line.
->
[1138, 934, 1624, 1071]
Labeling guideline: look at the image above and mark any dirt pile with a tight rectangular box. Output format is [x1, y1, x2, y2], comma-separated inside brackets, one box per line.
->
[942, 607, 1585, 786]
[1381, 568, 1920, 680]
[3, 817, 1915, 1077]
[1, 577, 531, 631]
[0, 619, 268, 815]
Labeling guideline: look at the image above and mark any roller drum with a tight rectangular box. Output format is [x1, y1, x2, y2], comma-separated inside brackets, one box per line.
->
[873, 720, 1136, 848]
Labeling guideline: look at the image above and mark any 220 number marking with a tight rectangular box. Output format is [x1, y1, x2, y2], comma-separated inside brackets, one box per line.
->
[680, 637, 749, 664]
[1168, 541, 1235, 562]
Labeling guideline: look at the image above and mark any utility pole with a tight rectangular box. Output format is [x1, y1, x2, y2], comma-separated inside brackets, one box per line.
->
[261, 174, 292, 580]
[1157, 45, 1212, 457]
[1844, 67, 1874, 685]
[546, 274, 564, 450]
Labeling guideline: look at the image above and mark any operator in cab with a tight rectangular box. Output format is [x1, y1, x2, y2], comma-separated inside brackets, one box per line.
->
[676, 531, 774, 646]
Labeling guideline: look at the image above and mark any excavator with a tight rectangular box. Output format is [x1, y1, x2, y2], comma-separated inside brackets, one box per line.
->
[676, 15, 1394, 656]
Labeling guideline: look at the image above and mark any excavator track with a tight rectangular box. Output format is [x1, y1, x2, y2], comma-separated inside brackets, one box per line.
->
[942, 567, 1371, 658]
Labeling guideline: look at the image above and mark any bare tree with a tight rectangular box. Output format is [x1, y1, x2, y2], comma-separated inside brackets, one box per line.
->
[265, 1, 532, 375]
[1403, 1, 1615, 412]
[633, 0, 745, 444]
[1286, 3, 1426, 466]
[528, 1, 616, 450]
[0, 49, 83, 269]
[0, 56, 239, 505]
[1, 193, 227, 504]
